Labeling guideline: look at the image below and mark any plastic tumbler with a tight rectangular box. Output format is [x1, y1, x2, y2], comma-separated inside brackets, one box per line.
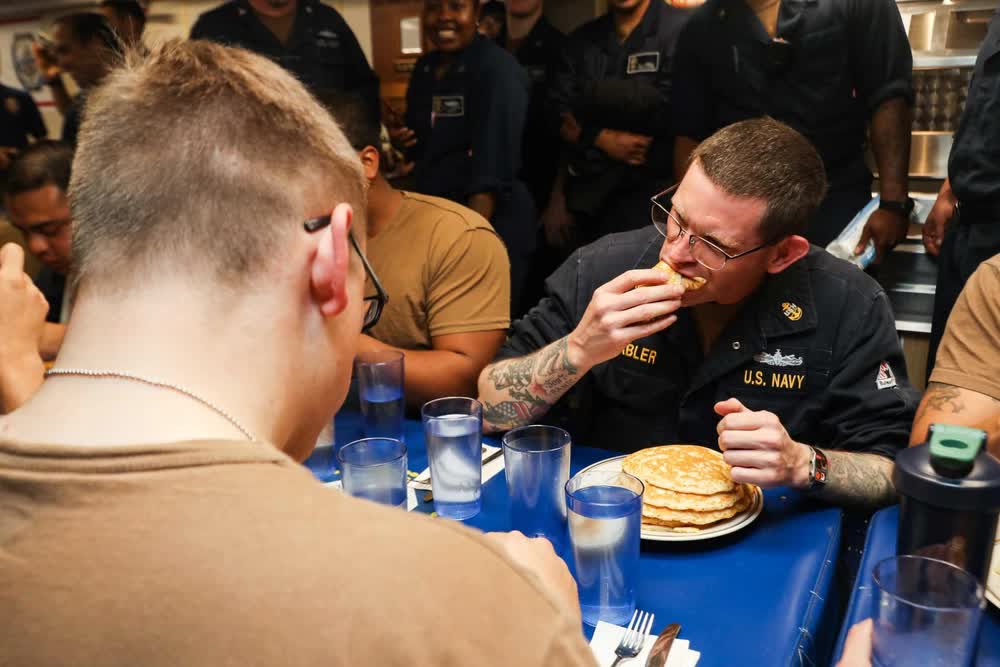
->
[355, 350, 404, 441]
[566, 469, 644, 627]
[338, 437, 408, 508]
[871, 555, 985, 666]
[502, 425, 571, 552]
[422, 397, 483, 520]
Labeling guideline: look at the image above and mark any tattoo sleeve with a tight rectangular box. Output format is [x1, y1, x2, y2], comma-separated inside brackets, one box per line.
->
[814, 450, 897, 509]
[479, 337, 581, 431]
[914, 382, 966, 424]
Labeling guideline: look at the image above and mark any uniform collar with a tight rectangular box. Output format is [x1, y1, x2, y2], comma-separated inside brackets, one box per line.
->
[603, 0, 660, 52]
[751, 251, 817, 339]
[716, 0, 813, 46]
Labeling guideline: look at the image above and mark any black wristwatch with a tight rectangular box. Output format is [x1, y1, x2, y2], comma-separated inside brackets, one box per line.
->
[804, 446, 829, 492]
[879, 198, 915, 218]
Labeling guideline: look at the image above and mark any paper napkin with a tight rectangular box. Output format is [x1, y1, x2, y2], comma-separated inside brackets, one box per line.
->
[589, 620, 700, 667]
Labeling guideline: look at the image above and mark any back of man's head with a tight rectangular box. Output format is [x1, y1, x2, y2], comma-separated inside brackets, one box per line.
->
[316, 90, 381, 153]
[100, 1, 147, 39]
[70, 40, 365, 296]
[55, 12, 122, 53]
[5, 141, 73, 199]
[691, 117, 827, 241]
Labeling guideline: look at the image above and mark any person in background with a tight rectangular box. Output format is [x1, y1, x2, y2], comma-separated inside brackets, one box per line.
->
[923, 11, 1000, 378]
[0, 57, 47, 191]
[100, 0, 147, 50]
[0, 40, 595, 667]
[191, 0, 380, 123]
[478, 1, 508, 43]
[394, 0, 533, 318]
[4, 141, 73, 361]
[910, 253, 1000, 454]
[0, 244, 48, 414]
[479, 118, 918, 510]
[37, 13, 121, 148]
[671, 0, 914, 257]
[321, 92, 511, 408]
[544, 0, 692, 254]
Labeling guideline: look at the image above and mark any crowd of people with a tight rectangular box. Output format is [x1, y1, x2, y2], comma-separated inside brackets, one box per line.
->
[0, 0, 999, 664]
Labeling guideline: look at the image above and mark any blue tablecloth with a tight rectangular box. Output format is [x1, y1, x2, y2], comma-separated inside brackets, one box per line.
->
[327, 414, 844, 667]
[832, 505, 1000, 665]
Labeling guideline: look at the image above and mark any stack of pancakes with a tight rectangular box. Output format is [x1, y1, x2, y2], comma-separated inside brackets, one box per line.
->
[622, 445, 755, 532]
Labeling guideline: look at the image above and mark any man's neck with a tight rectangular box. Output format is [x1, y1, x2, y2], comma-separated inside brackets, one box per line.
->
[253, 4, 298, 45]
[691, 301, 744, 355]
[507, 7, 543, 45]
[612, 0, 651, 42]
[366, 176, 403, 239]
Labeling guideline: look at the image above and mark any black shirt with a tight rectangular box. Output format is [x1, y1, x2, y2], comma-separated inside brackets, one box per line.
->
[511, 16, 566, 211]
[498, 228, 918, 455]
[405, 35, 529, 204]
[0, 84, 46, 187]
[34, 268, 66, 324]
[672, 0, 913, 189]
[550, 1, 691, 214]
[949, 10, 1000, 209]
[191, 0, 379, 119]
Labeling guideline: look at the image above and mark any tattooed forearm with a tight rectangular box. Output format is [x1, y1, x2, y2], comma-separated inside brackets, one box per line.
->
[813, 450, 897, 509]
[479, 338, 583, 431]
[914, 382, 966, 424]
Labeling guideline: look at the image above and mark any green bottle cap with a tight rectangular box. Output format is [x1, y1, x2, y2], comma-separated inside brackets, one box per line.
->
[928, 423, 987, 478]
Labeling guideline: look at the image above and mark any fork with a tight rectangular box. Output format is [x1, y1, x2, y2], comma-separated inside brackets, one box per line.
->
[610, 609, 654, 667]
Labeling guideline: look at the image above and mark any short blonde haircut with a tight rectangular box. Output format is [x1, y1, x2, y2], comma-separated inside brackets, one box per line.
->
[70, 40, 365, 293]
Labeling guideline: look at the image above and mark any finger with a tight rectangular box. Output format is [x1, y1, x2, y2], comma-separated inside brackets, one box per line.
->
[730, 466, 782, 488]
[0, 243, 26, 278]
[713, 398, 747, 418]
[837, 619, 874, 667]
[616, 314, 678, 342]
[854, 224, 873, 256]
[722, 448, 781, 469]
[611, 298, 682, 329]
[608, 282, 685, 313]
[603, 269, 673, 294]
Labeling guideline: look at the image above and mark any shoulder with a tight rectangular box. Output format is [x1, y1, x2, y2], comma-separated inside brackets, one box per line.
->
[656, 2, 697, 31]
[473, 38, 528, 80]
[579, 227, 662, 273]
[802, 248, 889, 316]
[569, 13, 613, 45]
[401, 192, 494, 232]
[193, 1, 238, 27]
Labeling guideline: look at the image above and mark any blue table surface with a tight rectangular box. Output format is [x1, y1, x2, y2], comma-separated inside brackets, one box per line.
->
[328, 415, 844, 667]
[832, 505, 1000, 665]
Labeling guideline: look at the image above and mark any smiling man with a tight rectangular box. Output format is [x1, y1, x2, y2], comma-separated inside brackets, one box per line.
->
[479, 118, 918, 509]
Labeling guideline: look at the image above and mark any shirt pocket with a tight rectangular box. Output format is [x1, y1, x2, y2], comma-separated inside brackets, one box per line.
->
[715, 346, 832, 416]
[596, 354, 684, 418]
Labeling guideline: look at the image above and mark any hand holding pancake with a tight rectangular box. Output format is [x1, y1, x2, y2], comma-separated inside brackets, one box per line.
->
[567, 268, 684, 369]
[715, 398, 812, 489]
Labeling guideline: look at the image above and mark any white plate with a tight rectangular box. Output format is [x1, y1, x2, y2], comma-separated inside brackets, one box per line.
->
[577, 455, 764, 543]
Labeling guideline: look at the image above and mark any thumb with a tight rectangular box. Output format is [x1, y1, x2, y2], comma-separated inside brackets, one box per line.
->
[0, 242, 26, 277]
[714, 398, 747, 417]
[854, 223, 873, 256]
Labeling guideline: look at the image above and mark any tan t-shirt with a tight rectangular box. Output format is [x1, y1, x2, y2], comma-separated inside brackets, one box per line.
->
[931, 254, 1000, 400]
[367, 192, 511, 350]
[0, 438, 596, 667]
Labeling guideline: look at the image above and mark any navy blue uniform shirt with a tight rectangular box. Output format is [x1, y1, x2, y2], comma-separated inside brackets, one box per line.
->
[949, 10, 1000, 212]
[0, 84, 45, 151]
[498, 227, 919, 454]
[191, 0, 379, 118]
[672, 0, 912, 191]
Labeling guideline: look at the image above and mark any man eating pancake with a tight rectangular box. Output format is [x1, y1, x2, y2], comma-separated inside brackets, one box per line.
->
[478, 118, 918, 509]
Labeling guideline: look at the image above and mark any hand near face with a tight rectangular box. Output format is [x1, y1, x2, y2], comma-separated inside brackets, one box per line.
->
[567, 269, 684, 369]
[715, 398, 811, 488]
[595, 129, 652, 166]
[388, 125, 418, 151]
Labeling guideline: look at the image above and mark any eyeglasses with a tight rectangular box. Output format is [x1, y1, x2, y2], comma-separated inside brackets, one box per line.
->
[649, 185, 773, 272]
[304, 214, 388, 332]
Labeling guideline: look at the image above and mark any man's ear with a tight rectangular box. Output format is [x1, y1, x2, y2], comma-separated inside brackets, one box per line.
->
[766, 234, 810, 274]
[358, 146, 380, 183]
[310, 203, 354, 317]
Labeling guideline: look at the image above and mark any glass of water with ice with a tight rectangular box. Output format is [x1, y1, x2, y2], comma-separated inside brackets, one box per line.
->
[421, 397, 483, 520]
[338, 437, 408, 508]
[565, 469, 644, 627]
[355, 350, 405, 442]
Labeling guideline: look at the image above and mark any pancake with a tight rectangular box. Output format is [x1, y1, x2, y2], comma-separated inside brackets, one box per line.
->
[651, 261, 706, 291]
[623, 445, 735, 496]
[643, 482, 743, 511]
[641, 485, 754, 527]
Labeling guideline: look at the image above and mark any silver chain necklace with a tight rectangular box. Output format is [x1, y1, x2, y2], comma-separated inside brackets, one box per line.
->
[44, 368, 256, 441]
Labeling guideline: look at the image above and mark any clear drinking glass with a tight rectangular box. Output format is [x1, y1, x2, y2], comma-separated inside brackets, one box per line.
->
[355, 350, 405, 442]
[337, 438, 408, 508]
[565, 469, 644, 627]
[871, 555, 985, 667]
[421, 397, 483, 520]
[502, 425, 571, 553]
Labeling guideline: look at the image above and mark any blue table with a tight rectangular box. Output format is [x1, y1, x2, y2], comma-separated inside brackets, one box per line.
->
[328, 414, 844, 667]
[832, 505, 1000, 665]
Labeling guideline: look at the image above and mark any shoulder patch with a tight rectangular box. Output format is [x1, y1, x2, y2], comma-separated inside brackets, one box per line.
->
[876, 361, 897, 390]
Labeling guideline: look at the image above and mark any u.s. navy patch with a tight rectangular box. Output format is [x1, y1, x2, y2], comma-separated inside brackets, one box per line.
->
[626, 52, 660, 75]
[432, 95, 465, 117]
[876, 361, 897, 390]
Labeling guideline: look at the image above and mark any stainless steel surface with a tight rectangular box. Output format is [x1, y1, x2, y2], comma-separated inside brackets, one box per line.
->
[610, 610, 654, 667]
[645, 623, 681, 667]
[908, 131, 954, 177]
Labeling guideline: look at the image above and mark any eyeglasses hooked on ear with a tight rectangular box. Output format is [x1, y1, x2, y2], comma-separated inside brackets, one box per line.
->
[304, 214, 388, 332]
